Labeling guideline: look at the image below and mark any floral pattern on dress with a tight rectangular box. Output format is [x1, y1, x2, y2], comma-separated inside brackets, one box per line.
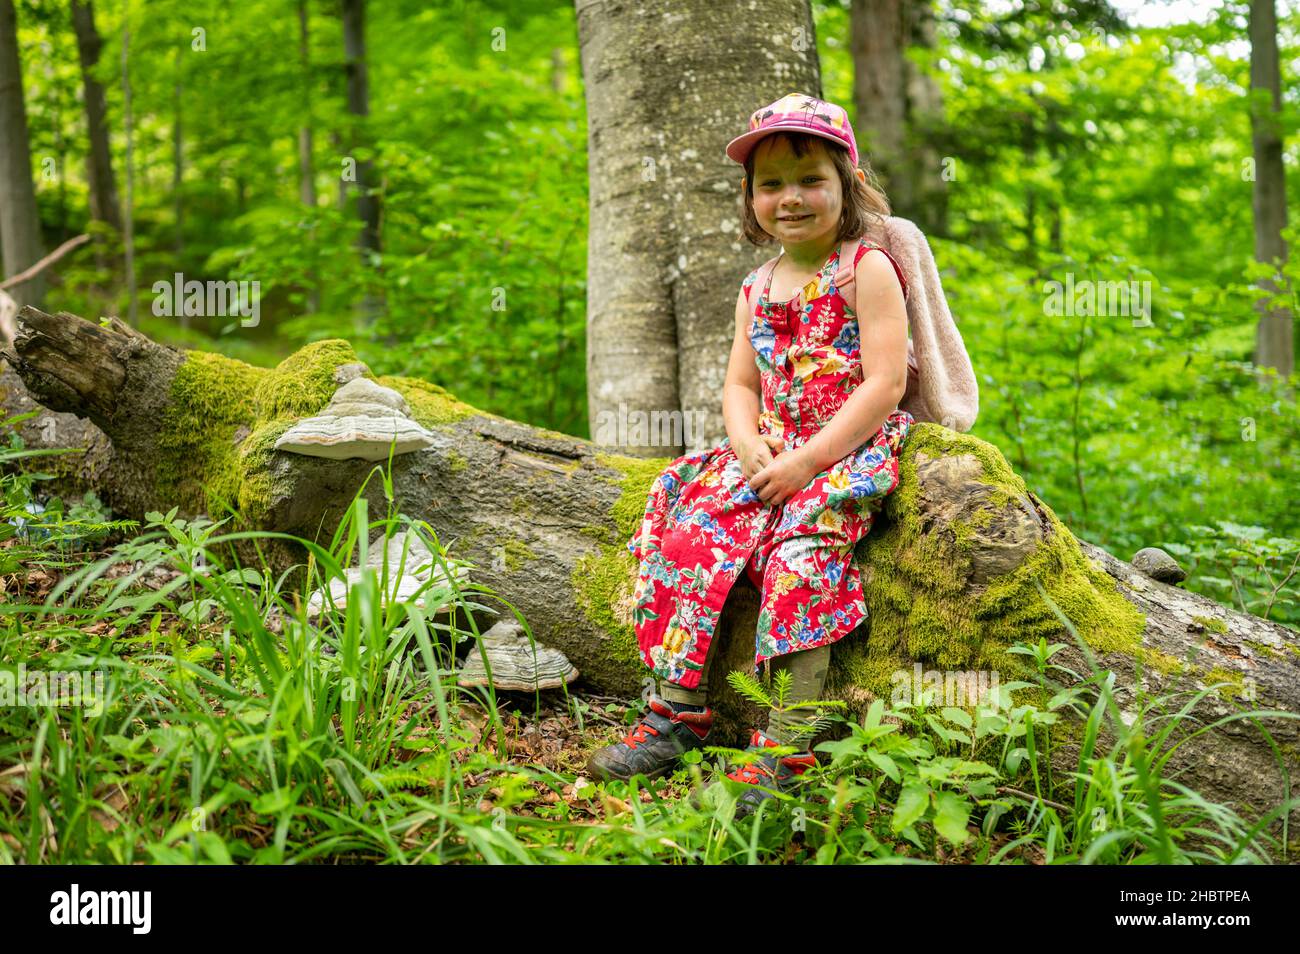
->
[626, 239, 914, 688]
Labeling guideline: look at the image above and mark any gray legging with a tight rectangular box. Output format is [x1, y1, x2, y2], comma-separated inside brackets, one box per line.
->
[658, 638, 830, 747]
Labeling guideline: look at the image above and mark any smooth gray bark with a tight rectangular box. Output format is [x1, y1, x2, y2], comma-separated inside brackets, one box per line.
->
[576, 0, 822, 458]
[0, 0, 46, 307]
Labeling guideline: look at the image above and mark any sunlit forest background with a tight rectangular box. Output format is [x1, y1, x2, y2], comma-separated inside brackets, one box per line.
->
[5, 0, 1298, 624]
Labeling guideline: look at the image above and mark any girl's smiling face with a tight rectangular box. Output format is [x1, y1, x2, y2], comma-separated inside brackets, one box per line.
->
[745, 136, 843, 247]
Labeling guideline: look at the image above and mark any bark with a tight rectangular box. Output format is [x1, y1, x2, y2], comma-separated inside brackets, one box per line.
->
[852, 0, 906, 207]
[1248, 0, 1292, 379]
[851, 0, 948, 235]
[120, 15, 137, 326]
[550, 47, 565, 95]
[0, 0, 47, 307]
[297, 0, 320, 315]
[298, 0, 317, 211]
[575, 0, 821, 458]
[340, 0, 381, 329]
[900, 0, 948, 236]
[172, 48, 183, 268]
[70, 0, 123, 234]
[4, 306, 1299, 849]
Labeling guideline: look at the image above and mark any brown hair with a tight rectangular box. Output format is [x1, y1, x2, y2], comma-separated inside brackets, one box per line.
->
[740, 132, 891, 246]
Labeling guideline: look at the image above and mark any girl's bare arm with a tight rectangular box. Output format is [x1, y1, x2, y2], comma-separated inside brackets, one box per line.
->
[722, 285, 763, 450]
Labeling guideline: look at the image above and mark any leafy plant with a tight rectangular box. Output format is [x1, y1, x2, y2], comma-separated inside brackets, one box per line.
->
[1165, 522, 1300, 626]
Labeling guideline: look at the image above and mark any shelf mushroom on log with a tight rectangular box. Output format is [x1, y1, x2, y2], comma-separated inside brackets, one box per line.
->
[303, 530, 471, 620]
[457, 618, 579, 692]
[275, 377, 437, 461]
[2, 305, 1298, 848]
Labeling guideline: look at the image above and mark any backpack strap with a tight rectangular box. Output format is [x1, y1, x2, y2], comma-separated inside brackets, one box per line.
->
[748, 254, 781, 314]
[835, 236, 919, 380]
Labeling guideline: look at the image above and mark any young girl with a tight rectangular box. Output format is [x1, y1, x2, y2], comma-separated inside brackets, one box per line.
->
[588, 93, 915, 815]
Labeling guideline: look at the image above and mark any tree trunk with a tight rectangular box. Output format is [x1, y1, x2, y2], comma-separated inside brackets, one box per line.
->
[575, 0, 821, 458]
[298, 0, 320, 315]
[4, 305, 1298, 843]
[900, 0, 948, 236]
[120, 14, 137, 326]
[1021, 111, 1037, 267]
[340, 0, 381, 331]
[298, 0, 317, 211]
[0, 0, 47, 307]
[852, 0, 907, 207]
[852, 0, 949, 235]
[550, 46, 565, 94]
[70, 0, 123, 235]
[172, 48, 183, 261]
[1248, 0, 1292, 379]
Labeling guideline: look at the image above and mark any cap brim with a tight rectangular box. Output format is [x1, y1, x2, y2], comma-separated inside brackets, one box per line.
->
[726, 124, 856, 166]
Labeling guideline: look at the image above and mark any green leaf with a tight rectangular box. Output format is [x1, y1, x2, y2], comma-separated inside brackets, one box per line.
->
[891, 783, 930, 832]
[863, 698, 884, 729]
[815, 732, 866, 765]
[196, 831, 234, 865]
[941, 707, 973, 729]
[933, 791, 972, 846]
[867, 750, 900, 783]
[251, 786, 300, 815]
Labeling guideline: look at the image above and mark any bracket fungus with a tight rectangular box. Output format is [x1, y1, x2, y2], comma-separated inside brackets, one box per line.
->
[1131, 546, 1187, 585]
[274, 377, 437, 461]
[457, 618, 579, 691]
[304, 530, 470, 619]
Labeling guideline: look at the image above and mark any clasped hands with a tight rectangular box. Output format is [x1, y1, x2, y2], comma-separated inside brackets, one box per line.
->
[737, 432, 821, 508]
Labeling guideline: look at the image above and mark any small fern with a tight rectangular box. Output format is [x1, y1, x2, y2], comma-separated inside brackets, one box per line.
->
[725, 666, 848, 746]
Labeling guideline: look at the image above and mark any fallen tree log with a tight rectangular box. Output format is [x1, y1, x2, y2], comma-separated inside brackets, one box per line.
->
[4, 305, 1298, 851]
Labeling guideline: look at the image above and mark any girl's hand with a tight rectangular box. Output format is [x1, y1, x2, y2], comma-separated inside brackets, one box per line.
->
[749, 447, 820, 507]
[738, 433, 785, 482]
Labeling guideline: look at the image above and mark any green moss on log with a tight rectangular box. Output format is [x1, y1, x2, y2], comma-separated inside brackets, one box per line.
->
[836, 424, 1147, 702]
[1201, 665, 1247, 702]
[1244, 639, 1281, 660]
[157, 350, 271, 522]
[256, 341, 362, 420]
[153, 341, 486, 525]
[1192, 614, 1229, 635]
[593, 452, 668, 545]
[155, 341, 355, 522]
[572, 548, 645, 673]
[568, 451, 672, 674]
[375, 374, 481, 427]
[1136, 646, 1186, 677]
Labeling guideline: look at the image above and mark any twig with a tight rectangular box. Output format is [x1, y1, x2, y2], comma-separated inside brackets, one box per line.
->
[996, 785, 1071, 813]
[1264, 547, 1300, 620]
[0, 234, 91, 291]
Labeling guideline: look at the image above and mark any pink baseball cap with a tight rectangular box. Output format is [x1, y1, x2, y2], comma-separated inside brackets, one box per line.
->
[726, 92, 859, 168]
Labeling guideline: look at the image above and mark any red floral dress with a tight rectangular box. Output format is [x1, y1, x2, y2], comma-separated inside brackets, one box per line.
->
[625, 239, 915, 690]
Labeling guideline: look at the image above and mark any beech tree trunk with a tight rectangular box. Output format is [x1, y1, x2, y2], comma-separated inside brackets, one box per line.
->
[340, 0, 381, 330]
[1248, 0, 1292, 379]
[70, 0, 123, 235]
[575, 0, 822, 458]
[851, 0, 948, 235]
[3, 306, 1298, 851]
[852, 0, 906, 208]
[0, 0, 46, 307]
